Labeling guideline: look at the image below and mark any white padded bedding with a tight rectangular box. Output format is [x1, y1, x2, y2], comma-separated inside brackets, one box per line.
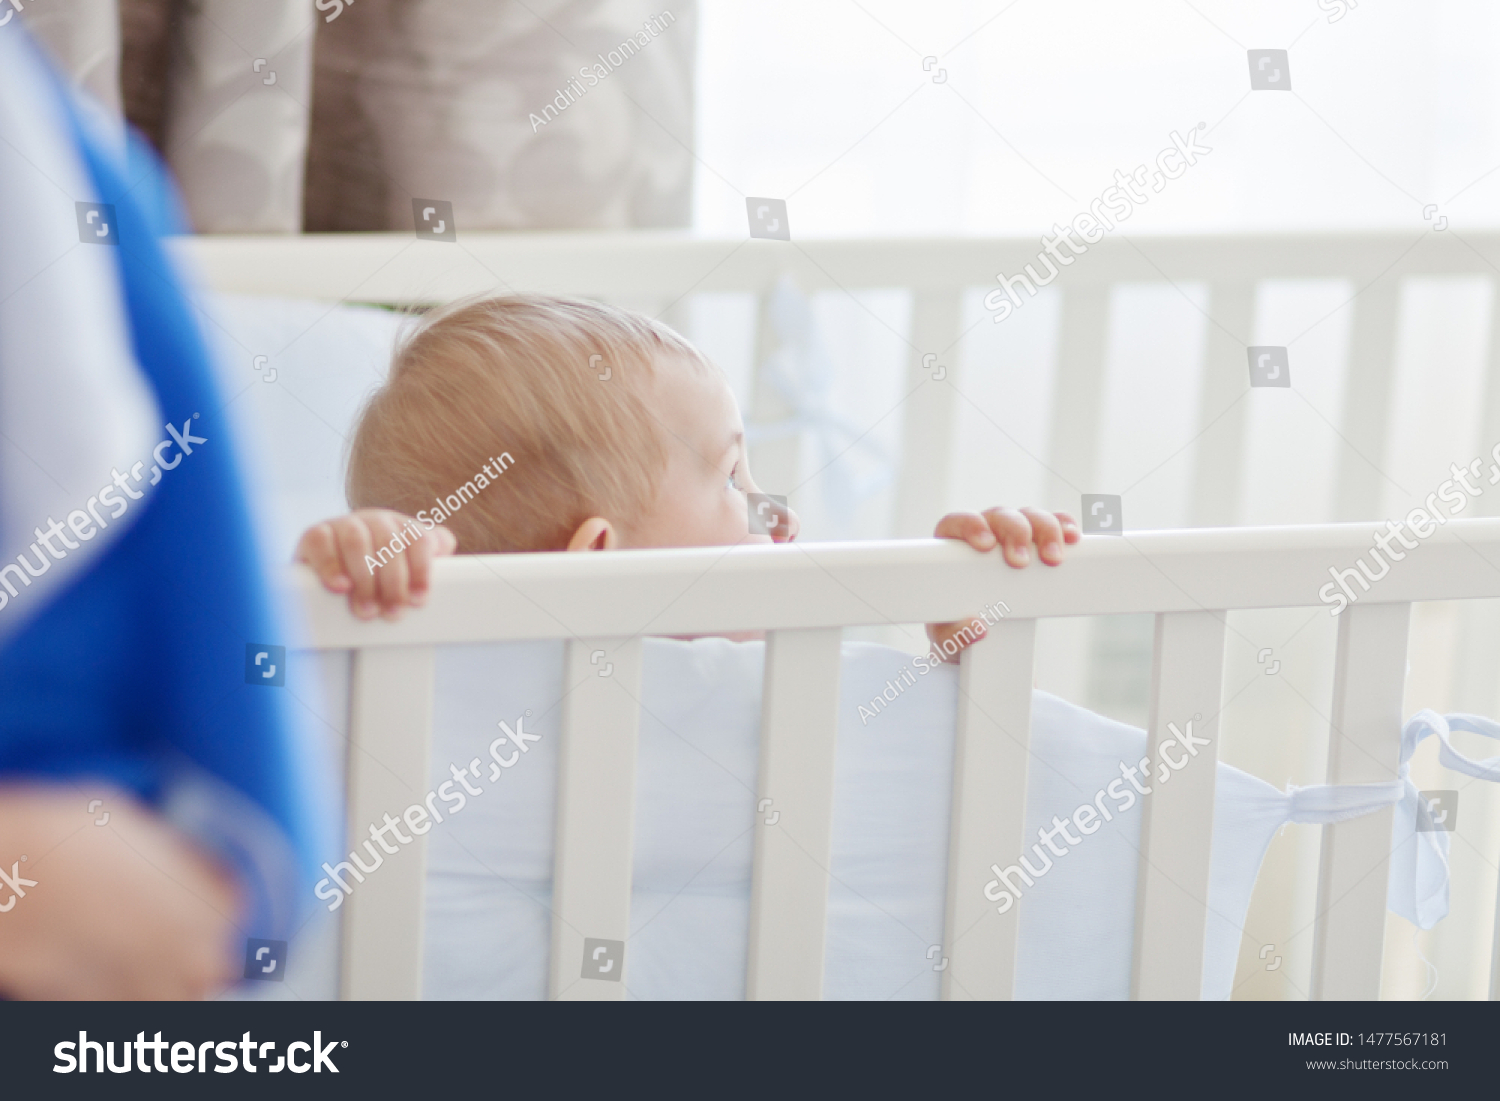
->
[420, 637, 1299, 1000]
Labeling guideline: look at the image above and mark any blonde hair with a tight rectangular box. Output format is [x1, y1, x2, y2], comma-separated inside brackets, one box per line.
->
[347, 295, 708, 552]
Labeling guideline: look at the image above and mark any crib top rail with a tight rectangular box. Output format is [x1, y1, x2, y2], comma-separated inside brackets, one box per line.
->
[286, 519, 1500, 649]
[175, 230, 1500, 304]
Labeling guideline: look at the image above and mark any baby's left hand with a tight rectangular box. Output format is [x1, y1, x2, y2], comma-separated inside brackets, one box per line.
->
[927, 506, 1079, 660]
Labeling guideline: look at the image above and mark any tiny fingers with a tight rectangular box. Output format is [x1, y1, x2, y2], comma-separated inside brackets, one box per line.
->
[926, 616, 989, 663]
[774, 506, 801, 544]
[937, 506, 1079, 568]
[360, 511, 454, 617]
[296, 522, 353, 593]
[406, 524, 458, 605]
[933, 511, 997, 551]
[1019, 507, 1066, 565]
[375, 538, 412, 619]
[333, 519, 381, 619]
[980, 506, 1034, 567]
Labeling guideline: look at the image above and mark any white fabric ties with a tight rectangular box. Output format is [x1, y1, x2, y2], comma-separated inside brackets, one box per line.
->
[1274, 709, 1500, 932]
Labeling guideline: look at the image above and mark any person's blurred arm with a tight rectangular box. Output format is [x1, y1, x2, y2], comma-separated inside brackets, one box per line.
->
[0, 31, 327, 1000]
[0, 785, 240, 999]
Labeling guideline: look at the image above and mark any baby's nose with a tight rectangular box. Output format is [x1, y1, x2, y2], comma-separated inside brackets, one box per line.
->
[771, 504, 799, 543]
[748, 492, 794, 541]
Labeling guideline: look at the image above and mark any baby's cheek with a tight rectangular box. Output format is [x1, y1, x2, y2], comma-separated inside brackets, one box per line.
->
[725, 493, 769, 545]
[726, 496, 752, 539]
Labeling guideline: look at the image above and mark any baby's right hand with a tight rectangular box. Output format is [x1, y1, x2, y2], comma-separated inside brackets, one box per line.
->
[295, 508, 457, 620]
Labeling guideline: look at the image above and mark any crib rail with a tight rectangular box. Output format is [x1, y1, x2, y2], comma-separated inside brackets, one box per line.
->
[179, 230, 1500, 302]
[288, 519, 1500, 1000]
[291, 521, 1500, 646]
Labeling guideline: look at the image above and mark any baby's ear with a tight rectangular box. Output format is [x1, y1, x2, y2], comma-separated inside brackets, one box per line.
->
[566, 517, 617, 552]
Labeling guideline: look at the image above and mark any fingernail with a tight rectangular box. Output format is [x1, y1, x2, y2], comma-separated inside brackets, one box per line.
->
[356, 601, 377, 619]
[1042, 541, 1061, 563]
[1011, 547, 1030, 566]
[409, 590, 427, 606]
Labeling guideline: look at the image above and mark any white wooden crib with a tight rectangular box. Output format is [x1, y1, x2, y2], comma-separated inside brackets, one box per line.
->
[285, 520, 1500, 1000]
[181, 230, 1500, 999]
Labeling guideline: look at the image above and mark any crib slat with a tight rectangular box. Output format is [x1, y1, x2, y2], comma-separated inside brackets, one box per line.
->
[1132, 610, 1227, 1000]
[942, 618, 1037, 1000]
[893, 291, 964, 536]
[1311, 601, 1410, 1000]
[746, 627, 844, 999]
[748, 281, 802, 504]
[1333, 280, 1400, 521]
[549, 637, 645, 1000]
[1490, 878, 1500, 1000]
[1040, 285, 1111, 728]
[1454, 278, 1500, 838]
[1044, 285, 1111, 509]
[1189, 283, 1257, 526]
[340, 645, 436, 1000]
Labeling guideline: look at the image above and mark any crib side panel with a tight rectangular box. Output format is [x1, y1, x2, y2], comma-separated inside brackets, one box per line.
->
[747, 627, 844, 1000]
[942, 619, 1037, 1000]
[340, 645, 436, 1000]
[1131, 610, 1227, 1000]
[549, 638, 645, 1001]
[1311, 601, 1410, 1000]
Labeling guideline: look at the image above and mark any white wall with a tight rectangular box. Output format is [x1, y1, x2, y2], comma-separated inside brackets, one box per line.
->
[696, 0, 1500, 236]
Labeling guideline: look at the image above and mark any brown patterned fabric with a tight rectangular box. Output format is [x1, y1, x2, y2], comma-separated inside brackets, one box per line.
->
[158, 0, 315, 232]
[29, 0, 313, 232]
[304, 0, 696, 232]
[24, 1, 695, 233]
[118, 0, 180, 156]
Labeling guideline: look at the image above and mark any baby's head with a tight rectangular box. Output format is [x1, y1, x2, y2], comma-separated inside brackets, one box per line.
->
[347, 295, 795, 553]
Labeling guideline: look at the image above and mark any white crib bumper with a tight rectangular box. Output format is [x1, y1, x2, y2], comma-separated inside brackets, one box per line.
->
[419, 641, 1495, 1000]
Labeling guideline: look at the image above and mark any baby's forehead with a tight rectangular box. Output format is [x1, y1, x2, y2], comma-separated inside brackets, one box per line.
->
[646, 348, 730, 393]
[645, 352, 741, 451]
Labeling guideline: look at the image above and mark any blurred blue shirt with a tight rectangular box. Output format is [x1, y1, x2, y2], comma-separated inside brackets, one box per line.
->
[0, 33, 324, 940]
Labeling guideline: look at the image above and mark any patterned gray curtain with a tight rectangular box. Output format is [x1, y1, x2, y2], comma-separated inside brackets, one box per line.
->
[158, 0, 316, 232]
[28, 0, 314, 232]
[302, 0, 696, 232]
[16, 0, 123, 116]
[23, 0, 695, 233]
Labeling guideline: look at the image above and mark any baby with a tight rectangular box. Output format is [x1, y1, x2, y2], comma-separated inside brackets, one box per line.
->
[296, 295, 1078, 655]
